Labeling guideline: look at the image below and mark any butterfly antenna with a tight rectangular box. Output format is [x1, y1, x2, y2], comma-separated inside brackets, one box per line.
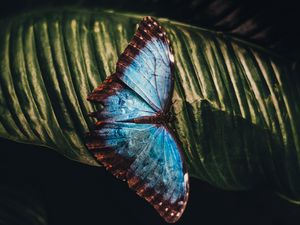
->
[171, 99, 177, 106]
[170, 99, 182, 116]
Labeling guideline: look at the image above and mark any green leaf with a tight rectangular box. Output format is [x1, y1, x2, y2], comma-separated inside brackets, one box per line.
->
[0, 9, 299, 201]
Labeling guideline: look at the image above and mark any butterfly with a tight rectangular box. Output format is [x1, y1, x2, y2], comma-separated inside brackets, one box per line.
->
[85, 16, 189, 223]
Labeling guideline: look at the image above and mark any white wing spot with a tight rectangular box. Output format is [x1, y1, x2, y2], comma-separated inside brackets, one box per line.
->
[165, 207, 169, 212]
[170, 212, 174, 216]
[169, 52, 174, 63]
[184, 173, 189, 183]
[159, 202, 163, 206]
[153, 21, 158, 26]
[176, 212, 181, 217]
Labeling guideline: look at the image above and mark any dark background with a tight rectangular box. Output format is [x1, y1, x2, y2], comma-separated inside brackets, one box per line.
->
[1, 0, 300, 224]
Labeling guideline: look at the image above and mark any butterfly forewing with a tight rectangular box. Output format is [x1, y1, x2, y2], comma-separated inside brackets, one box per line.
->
[86, 16, 189, 223]
[116, 16, 174, 112]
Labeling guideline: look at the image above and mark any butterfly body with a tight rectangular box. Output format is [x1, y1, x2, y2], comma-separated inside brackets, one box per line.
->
[121, 111, 173, 124]
[86, 16, 189, 223]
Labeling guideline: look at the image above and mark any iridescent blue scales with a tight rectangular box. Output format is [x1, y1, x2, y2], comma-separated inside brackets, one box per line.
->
[85, 16, 189, 223]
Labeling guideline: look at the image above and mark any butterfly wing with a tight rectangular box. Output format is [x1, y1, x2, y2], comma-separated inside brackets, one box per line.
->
[86, 122, 189, 223]
[116, 16, 174, 112]
[87, 75, 155, 123]
[86, 16, 189, 223]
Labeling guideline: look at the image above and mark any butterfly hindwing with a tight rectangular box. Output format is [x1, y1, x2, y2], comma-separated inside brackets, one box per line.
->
[86, 122, 189, 223]
[116, 16, 174, 112]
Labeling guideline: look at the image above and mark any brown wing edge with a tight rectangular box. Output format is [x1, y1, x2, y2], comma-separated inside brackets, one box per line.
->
[116, 16, 174, 74]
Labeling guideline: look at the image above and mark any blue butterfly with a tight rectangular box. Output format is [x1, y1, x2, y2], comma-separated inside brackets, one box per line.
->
[85, 16, 189, 223]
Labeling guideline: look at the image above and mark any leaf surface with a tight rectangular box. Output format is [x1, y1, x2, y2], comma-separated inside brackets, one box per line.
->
[0, 9, 299, 201]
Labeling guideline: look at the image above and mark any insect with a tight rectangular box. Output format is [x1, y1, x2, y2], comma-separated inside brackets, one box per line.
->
[85, 16, 189, 223]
